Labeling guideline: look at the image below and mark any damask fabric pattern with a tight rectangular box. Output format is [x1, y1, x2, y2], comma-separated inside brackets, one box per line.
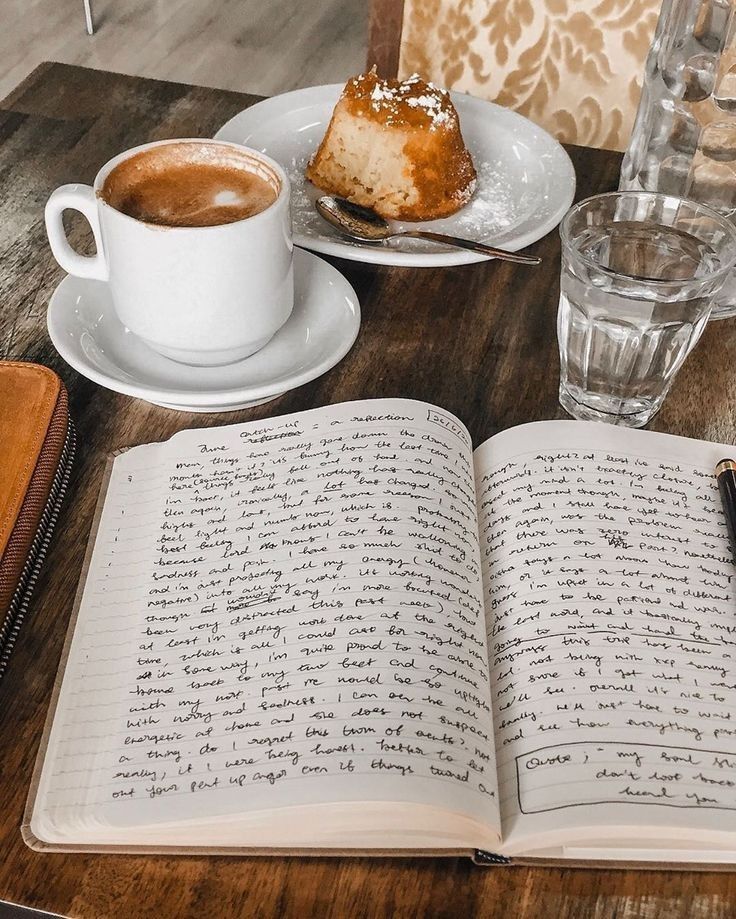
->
[398, 0, 661, 151]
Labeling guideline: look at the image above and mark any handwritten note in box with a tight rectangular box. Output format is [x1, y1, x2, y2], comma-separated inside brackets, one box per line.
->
[516, 742, 736, 814]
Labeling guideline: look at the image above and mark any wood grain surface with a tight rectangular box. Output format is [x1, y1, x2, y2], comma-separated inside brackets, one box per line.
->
[1, 63, 736, 919]
[366, 0, 404, 77]
[0, 0, 368, 110]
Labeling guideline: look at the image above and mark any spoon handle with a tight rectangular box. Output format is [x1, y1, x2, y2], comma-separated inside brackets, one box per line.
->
[398, 230, 541, 265]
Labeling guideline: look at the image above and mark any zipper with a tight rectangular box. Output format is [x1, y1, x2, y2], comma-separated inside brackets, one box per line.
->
[0, 420, 76, 680]
[473, 849, 512, 866]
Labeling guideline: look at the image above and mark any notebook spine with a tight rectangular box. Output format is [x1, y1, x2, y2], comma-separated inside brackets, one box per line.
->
[473, 849, 512, 866]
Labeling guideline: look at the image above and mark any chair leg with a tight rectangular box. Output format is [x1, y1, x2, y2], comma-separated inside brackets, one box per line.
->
[84, 0, 94, 35]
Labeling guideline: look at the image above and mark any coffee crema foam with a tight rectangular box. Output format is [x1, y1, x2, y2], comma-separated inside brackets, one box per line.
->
[101, 142, 279, 228]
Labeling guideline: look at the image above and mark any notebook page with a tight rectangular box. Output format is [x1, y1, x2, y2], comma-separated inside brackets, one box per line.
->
[474, 421, 736, 855]
[31, 399, 499, 847]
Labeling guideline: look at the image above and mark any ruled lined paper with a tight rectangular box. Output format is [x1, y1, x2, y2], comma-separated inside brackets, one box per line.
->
[475, 422, 736, 850]
[32, 400, 499, 841]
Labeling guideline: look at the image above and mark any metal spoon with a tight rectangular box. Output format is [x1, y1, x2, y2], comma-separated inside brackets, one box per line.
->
[315, 195, 542, 265]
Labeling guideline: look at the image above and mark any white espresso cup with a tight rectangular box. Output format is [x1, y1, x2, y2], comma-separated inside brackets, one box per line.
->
[45, 139, 293, 366]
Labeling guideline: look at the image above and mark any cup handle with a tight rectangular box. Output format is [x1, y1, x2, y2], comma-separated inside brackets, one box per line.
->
[45, 184, 109, 281]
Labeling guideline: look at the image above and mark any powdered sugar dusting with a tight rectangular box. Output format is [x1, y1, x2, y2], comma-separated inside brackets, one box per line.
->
[287, 153, 520, 253]
[451, 161, 516, 237]
[357, 70, 454, 130]
[370, 83, 393, 104]
[406, 94, 451, 126]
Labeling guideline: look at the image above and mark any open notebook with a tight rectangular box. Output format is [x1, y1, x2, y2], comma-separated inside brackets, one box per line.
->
[23, 399, 736, 865]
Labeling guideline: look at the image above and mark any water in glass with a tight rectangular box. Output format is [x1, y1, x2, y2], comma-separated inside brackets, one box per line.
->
[558, 220, 719, 426]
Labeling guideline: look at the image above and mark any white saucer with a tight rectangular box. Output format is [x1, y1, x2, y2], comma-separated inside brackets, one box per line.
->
[215, 84, 576, 268]
[47, 249, 361, 413]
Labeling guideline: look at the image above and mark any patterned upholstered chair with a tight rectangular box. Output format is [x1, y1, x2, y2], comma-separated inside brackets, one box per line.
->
[368, 0, 662, 151]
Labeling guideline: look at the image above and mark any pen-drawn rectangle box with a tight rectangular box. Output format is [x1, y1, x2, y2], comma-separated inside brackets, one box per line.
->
[516, 741, 736, 815]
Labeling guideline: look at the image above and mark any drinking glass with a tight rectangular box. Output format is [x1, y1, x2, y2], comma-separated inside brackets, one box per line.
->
[557, 191, 736, 427]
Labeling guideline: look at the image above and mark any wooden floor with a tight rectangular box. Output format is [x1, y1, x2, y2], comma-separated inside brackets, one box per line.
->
[0, 0, 367, 102]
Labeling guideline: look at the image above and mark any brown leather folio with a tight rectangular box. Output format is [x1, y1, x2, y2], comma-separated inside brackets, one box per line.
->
[0, 362, 74, 680]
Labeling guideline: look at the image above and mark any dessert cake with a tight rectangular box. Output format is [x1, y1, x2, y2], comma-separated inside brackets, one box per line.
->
[306, 71, 476, 221]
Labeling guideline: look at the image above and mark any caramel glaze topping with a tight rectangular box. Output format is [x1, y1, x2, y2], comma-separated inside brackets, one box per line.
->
[342, 70, 459, 131]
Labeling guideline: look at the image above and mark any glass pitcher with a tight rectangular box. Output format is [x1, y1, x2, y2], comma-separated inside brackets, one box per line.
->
[620, 0, 736, 318]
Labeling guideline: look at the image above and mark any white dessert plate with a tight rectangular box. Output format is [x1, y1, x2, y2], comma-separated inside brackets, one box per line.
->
[47, 249, 361, 413]
[215, 84, 576, 268]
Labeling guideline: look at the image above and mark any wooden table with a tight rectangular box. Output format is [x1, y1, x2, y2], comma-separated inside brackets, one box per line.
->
[1, 62, 736, 919]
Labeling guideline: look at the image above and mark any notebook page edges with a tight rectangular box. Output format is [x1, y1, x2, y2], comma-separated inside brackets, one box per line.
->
[23, 453, 118, 850]
[474, 420, 736, 858]
[28, 398, 500, 851]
